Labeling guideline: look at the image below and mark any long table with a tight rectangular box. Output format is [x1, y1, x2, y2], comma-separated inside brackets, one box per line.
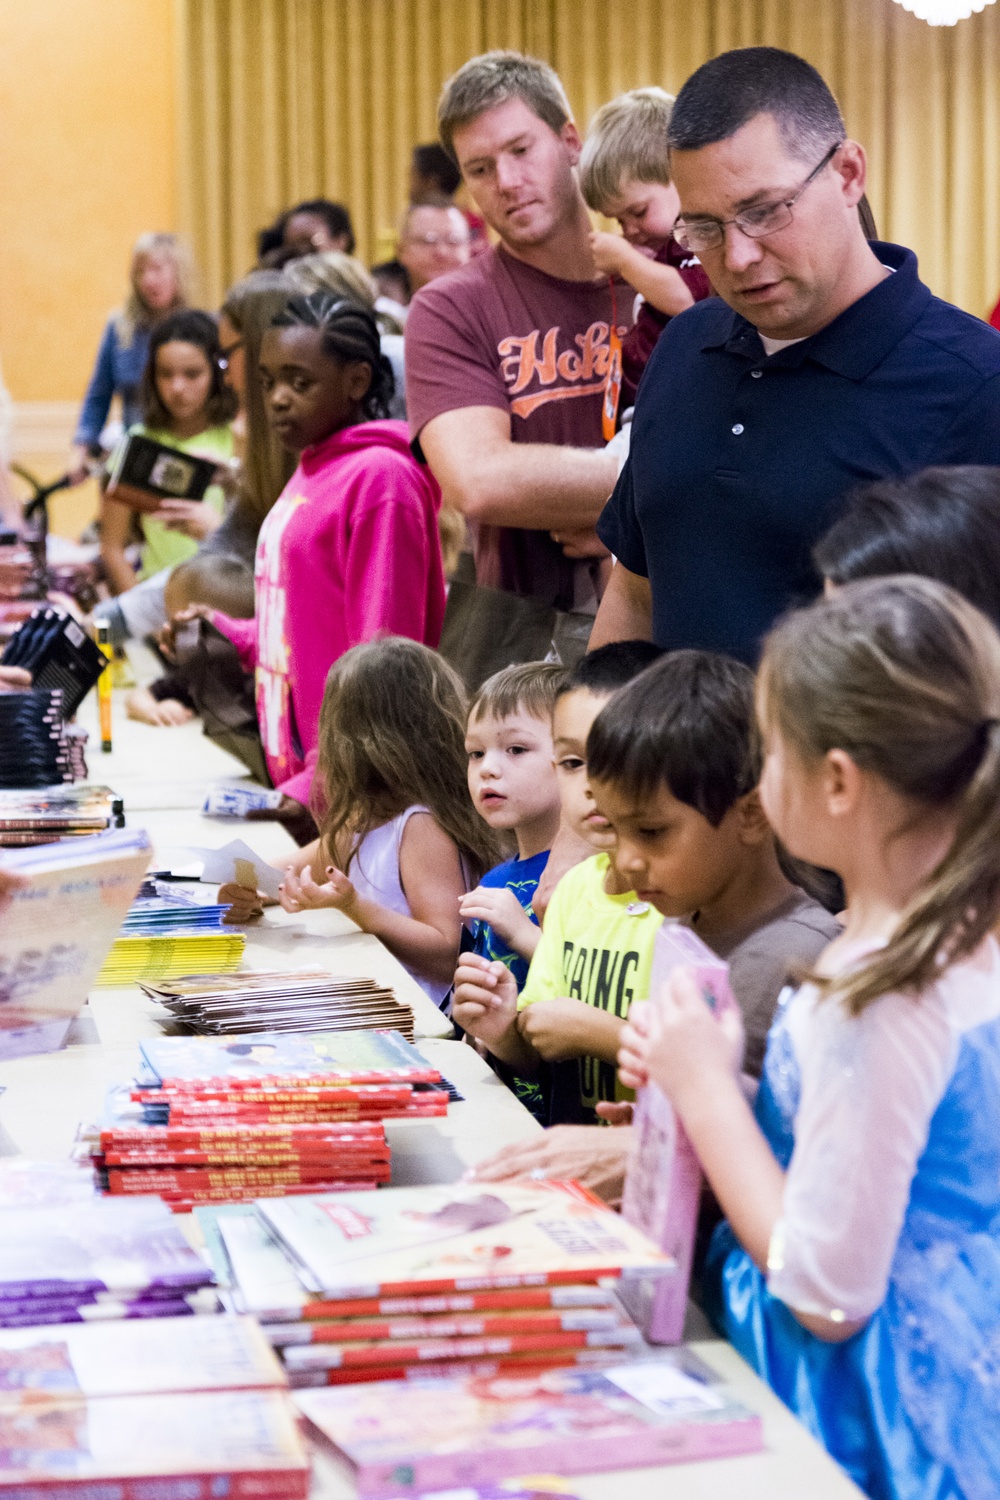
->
[0, 683, 863, 1499]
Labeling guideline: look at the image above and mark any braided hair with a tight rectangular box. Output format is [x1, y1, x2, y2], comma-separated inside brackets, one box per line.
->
[272, 292, 395, 420]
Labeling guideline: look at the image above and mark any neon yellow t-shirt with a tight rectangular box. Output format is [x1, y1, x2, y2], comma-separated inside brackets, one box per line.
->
[518, 852, 662, 1118]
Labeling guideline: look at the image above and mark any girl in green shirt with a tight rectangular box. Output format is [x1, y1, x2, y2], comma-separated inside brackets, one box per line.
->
[100, 309, 237, 593]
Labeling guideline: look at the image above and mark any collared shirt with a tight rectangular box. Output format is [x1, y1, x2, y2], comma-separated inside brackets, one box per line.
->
[597, 242, 1000, 664]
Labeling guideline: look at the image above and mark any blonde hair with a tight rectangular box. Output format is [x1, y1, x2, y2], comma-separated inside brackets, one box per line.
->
[580, 87, 675, 212]
[759, 576, 1000, 1015]
[316, 638, 502, 881]
[286, 251, 379, 310]
[116, 232, 196, 346]
[438, 51, 572, 160]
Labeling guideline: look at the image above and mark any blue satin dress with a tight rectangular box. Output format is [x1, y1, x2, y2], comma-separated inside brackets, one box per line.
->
[703, 987, 1000, 1500]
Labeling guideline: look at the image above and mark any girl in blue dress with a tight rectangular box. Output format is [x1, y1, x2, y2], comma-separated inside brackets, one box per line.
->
[619, 575, 1000, 1500]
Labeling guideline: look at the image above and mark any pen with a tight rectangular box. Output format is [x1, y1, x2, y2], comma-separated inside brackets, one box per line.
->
[96, 622, 113, 752]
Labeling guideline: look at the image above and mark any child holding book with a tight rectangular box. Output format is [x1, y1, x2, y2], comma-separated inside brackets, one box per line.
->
[209, 292, 445, 834]
[453, 642, 665, 1124]
[619, 578, 1000, 1499]
[258, 637, 499, 1008]
[460, 662, 567, 987]
[580, 88, 712, 410]
[100, 309, 237, 595]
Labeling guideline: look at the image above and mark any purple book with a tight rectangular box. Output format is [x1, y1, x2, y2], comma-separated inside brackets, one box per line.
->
[620, 923, 741, 1344]
[0, 1196, 214, 1301]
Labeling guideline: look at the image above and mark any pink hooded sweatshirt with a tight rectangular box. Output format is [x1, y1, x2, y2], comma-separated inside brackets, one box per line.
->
[212, 420, 445, 806]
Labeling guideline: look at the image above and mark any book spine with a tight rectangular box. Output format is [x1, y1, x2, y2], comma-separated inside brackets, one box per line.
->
[12, 1469, 311, 1500]
[271, 1285, 617, 1323]
[286, 1330, 629, 1370]
[146, 1068, 438, 1090]
[161, 1182, 380, 1210]
[278, 1309, 625, 1344]
[291, 1349, 623, 1390]
[106, 1164, 391, 1193]
[100, 1124, 386, 1147]
[101, 1149, 391, 1167]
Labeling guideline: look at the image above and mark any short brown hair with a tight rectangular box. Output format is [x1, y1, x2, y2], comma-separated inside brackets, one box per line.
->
[438, 51, 572, 160]
[580, 87, 675, 213]
[469, 661, 567, 726]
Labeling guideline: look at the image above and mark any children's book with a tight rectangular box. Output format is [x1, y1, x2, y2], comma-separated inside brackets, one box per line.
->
[0, 609, 107, 718]
[295, 1351, 762, 1495]
[0, 1314, 284, 1402]
[138, 1030, 442, 1089]
[105, 431, 218, 511]
[256, 1181, 671, 1301]
[619, 922, 741, 1344]
[0, 1196, 214, 1300]
[0, 827, 150, 1056]
[0, 1386, 309, 1496]
[0, 785, 121, 834]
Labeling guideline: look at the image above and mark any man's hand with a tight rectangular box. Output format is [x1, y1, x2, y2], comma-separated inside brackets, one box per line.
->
[458, 886, 539, 959]
[467, 1123, 634, 1208]
[517, 996, 623, 1063]
[452, 953, 521, 1054]
[549, 526, 611, 560]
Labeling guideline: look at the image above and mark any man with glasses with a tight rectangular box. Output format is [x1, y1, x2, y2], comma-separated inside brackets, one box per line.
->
[397, 201, 471, 299]
[592, 46, 1000, 664]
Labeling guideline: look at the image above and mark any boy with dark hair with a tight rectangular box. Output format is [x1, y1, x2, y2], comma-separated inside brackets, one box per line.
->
[586, 650, 839, 1076]
[454, 641, 666, 1124]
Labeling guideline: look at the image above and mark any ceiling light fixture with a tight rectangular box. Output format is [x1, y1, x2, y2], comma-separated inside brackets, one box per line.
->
[892, 0, 996, 23]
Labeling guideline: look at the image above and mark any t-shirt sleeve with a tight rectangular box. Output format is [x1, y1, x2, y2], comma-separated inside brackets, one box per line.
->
[595, 457, 649, 577]
[767, 985, 955, 1322]
[729, 906, 840, 1078]
[518, 879, 571, 1011]
[404, 280, 509, 445]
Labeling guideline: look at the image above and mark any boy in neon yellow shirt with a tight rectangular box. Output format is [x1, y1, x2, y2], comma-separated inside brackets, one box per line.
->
[454, 642, 663, 1124]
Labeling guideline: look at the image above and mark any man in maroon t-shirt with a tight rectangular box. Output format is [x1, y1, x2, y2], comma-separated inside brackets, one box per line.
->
[405, 51, 628, 686]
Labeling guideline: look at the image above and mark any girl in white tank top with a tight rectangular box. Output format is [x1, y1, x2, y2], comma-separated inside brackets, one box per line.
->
[275, 639, 500, 1009]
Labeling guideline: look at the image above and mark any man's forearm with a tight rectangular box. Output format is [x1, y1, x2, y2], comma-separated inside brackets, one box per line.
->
[588, 563, 654, 648]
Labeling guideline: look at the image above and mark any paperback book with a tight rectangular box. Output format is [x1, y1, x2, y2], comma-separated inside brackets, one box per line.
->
[295, 1352, 762, 1494]
[141, 969, 415, 1041]
[0, 827, 150, 1056]
[105, 430, 219, 511]
[138, 1030, 442, 1089]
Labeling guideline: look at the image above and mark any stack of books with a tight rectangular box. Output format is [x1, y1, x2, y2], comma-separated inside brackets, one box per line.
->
[95, 887, 245, 985]
[0, 1195, 217, 1326]
[297, 1349, 763, 1490]
[0, 784, 122, 848]
[198, 1180, 674, 1389]
[78, 1031, 452, 1210]
[0, 1314, 309, 1500]
[139, 968, 415, 1040]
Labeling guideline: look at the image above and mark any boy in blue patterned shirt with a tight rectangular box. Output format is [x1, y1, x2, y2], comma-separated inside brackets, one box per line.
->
[460, 662, 566, 987]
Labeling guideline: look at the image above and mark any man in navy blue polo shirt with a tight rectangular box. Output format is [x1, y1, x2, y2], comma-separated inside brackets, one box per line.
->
[591, 47, 1000, 664]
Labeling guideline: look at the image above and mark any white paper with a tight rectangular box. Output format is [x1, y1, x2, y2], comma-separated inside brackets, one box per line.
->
[605, 1360, 725, 1414]
[177, 840, 283, 900]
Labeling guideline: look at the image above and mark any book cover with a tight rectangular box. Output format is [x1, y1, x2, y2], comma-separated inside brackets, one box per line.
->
[257, 1182, 671, 1301]
[620, 923, 741, 1345]
[0, 786, 119, 832]
[138, 1031, 441, 1089]
[0, 1315, 284, 1402]
[295, 1353, 762, 1494]
[0, 829, 150, 1057]
[0, 1386, 308, 1495]
[0, 1197, 213, 1299]
[106, 431, 218, 511]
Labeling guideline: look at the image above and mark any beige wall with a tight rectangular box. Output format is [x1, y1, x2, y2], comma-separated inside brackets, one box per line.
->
[0, 0, 178, 406]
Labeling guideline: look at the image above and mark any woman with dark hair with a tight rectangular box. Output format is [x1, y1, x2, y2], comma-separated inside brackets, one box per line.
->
[257, 199, 355, 264]
[99, 309, 237, 594]
[814, 465, 1000, 628]
[208, 291, 445, 827]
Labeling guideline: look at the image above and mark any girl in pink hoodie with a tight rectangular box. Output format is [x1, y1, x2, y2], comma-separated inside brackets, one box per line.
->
[212, 292, 445, 830]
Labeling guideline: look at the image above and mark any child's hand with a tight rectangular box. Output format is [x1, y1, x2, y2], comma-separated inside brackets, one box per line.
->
[218, 881, 276, 924]
[279, 862, 358, 915]
[126, 689, 193, 726]
[458, 886, 539, 958]
[617, 999, 655, 1091]
[589, 229, 631, 277]
[154, 499, 222, 541]
[452, 954, 519, 1049]
[517, 996, 618, 1062]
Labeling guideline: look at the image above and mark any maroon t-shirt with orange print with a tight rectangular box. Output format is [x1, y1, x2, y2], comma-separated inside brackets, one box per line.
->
[405, 245, 631, 612]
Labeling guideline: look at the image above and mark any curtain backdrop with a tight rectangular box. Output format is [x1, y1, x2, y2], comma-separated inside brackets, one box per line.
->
[177, 0, 1000, 318]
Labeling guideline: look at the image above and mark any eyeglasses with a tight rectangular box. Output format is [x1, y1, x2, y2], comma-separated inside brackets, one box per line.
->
[405, 233, 469, 249]
[672, 142, 844, 255]
[216, 339, 244, 371]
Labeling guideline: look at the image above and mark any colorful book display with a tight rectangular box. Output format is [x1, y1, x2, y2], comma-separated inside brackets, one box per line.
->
[139, 969, 416, 1041]
[0, 784, 121, 847]
[0, 827, 150, 1058]
[94, 883, 246, 985]
[199, 1181, 671, 1388]
[296, 1351, 763, 1494]
[79, 1031, 451, 1210]
[619, 922, 741, 1344]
